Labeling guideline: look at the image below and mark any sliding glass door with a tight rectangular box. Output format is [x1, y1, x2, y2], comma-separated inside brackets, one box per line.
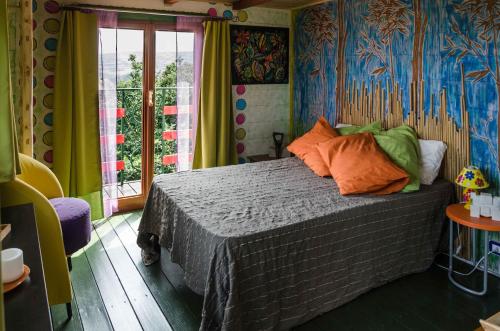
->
[100, 21, 196, 211]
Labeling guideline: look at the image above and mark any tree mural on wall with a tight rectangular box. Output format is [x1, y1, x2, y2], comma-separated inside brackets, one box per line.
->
[444, 0, 500, 164]
[298, 6, 338, 116]
[293, 0, 499, 270]
[356, 0, 412, 90]
[411, 0, 428, 96]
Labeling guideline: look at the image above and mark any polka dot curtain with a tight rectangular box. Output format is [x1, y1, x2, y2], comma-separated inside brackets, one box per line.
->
[33, 0, 60, 167]
[7, 0, 33, 156]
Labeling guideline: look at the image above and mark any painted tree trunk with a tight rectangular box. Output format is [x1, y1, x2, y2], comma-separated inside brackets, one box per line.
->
[411, 0, 427, 120]
[321, 52, 327, 117]
[335, 0, 347, 124]
[389, 40, 395, 91]
[411, 0, 427, 84]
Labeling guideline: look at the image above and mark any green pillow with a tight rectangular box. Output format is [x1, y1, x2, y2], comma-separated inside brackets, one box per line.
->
[337, 121, 383, 136]
[374, 125, 420, 192]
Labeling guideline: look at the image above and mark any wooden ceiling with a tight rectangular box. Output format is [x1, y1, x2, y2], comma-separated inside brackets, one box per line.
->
[164, 0, 326, 10]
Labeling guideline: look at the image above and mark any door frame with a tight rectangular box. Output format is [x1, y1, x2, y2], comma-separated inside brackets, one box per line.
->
[111, 20, 193, 212]
[115, 21, 154, 212]
[113, 21, 193, 212]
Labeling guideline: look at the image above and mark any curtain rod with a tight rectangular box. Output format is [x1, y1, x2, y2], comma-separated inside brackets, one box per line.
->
[61, 4, 209, 18]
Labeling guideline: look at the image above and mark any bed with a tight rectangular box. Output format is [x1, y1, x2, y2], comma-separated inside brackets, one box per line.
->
[137, 157, 453, 330]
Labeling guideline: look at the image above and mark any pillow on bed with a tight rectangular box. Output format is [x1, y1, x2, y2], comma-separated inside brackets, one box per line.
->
[373, 125, 420, 192]
[419, 139, 447, 185]
[287, 117, 339, 177]
[317, 132, 410, 195]
[337, 121, 382, 136]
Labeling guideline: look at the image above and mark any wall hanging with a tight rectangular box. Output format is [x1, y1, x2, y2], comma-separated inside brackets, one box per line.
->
[230, 25, 289, 85]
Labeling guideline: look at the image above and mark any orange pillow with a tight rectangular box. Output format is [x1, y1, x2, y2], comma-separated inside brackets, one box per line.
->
[317, 132, 409, 195]
[287, 117, 339, 176]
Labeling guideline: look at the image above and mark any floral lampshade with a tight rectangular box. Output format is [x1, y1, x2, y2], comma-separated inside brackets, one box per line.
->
[455, 166, 489, 210]
[455, 166, 489, 189]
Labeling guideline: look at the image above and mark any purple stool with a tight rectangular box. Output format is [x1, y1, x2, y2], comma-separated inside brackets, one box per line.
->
[50, 197, 91, 256]
[50, 198, 92, 259]
[49, 197, 91, 319]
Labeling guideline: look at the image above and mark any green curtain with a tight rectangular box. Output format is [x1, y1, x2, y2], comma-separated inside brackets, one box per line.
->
[0, 0, 20, 184]
[1, 1, 19, 328]
[53, 10, 103, 220]
[193, 20, 237, 169]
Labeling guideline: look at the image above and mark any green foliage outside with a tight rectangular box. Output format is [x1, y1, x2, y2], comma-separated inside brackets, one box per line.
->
[117, 54, 193, 182]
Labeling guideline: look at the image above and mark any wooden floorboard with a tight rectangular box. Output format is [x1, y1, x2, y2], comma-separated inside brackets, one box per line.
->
[68, 251, 112, 331]
[123, 211, 142, 233]
[84, 225, 143, 331]
[95, 217, 172, 331]
[50, 286, 83, 331]
[394, 273, 475, 330]
[52, 211, 500, 331]
[109, 214, 201, 331]
[123, 211, 204, 317]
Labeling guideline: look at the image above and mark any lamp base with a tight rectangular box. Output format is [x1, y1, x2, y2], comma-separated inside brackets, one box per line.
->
[462, 188, 476, 210]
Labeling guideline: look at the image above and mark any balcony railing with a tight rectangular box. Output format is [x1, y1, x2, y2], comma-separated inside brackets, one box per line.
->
[103, 86, 193, 197]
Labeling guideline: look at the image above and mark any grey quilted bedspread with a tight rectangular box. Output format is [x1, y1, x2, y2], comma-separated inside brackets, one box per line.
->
[137, 157, 453, 331]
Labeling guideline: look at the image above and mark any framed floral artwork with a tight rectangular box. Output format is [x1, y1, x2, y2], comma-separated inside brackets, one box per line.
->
[230, 25, 289, 85]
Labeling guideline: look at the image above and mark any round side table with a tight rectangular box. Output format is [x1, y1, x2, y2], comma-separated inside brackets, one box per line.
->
[446, 203, 500, 296]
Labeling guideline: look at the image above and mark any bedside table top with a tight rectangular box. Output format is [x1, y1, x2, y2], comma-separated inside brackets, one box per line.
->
[446, 203, 500, 232]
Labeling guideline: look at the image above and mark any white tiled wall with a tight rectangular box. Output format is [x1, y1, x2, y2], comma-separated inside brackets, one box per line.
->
[232, 84, 290, 160]
[230, 7, 290, 161]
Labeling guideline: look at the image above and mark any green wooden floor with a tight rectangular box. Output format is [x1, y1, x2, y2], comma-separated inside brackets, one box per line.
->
[51, 211, 500, 331]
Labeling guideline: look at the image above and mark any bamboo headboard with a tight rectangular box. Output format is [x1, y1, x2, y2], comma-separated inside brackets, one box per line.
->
[338, 75, 470, 185]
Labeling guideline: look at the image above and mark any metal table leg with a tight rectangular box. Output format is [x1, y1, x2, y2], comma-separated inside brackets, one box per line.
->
[472, 228, 477, 263]
[448, 219, 489, 296]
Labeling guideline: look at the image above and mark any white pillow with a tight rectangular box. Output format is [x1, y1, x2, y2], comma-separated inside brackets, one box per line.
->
[419, 139, 447, 185]
[335, 123, 353, 128]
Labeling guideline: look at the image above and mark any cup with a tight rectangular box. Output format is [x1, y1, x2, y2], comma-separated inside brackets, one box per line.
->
[494, 197, 500, 208]
[470, 205, 481, 218]
[2, 248, 24, 283]
[481, 194, 493, 206]
[493, 207, 500, 222]
[481, 206, 492, 218]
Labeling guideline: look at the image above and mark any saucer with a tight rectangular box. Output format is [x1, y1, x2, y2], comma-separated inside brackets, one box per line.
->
[3, 265, 30, 293]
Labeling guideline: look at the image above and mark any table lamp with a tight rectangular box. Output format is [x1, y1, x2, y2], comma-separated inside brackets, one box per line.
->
[455, 166, 489, 210]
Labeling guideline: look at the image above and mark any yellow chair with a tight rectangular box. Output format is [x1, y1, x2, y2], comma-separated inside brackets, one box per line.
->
[0, 154, 72, 312]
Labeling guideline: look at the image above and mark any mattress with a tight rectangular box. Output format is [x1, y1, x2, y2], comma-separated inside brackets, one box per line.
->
[137, 157, 453, 331]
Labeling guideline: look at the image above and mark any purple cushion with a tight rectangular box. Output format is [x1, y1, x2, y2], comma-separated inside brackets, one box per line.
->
[49, 198, 91, 255]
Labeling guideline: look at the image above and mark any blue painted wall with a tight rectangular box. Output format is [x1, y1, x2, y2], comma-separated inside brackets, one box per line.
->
[293, 0, 500, 273]
[294, 0, 499, 190]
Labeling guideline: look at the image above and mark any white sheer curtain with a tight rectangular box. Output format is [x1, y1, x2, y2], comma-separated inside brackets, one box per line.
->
[98, 12, 118, 217]
[176, 17, 203, 171]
